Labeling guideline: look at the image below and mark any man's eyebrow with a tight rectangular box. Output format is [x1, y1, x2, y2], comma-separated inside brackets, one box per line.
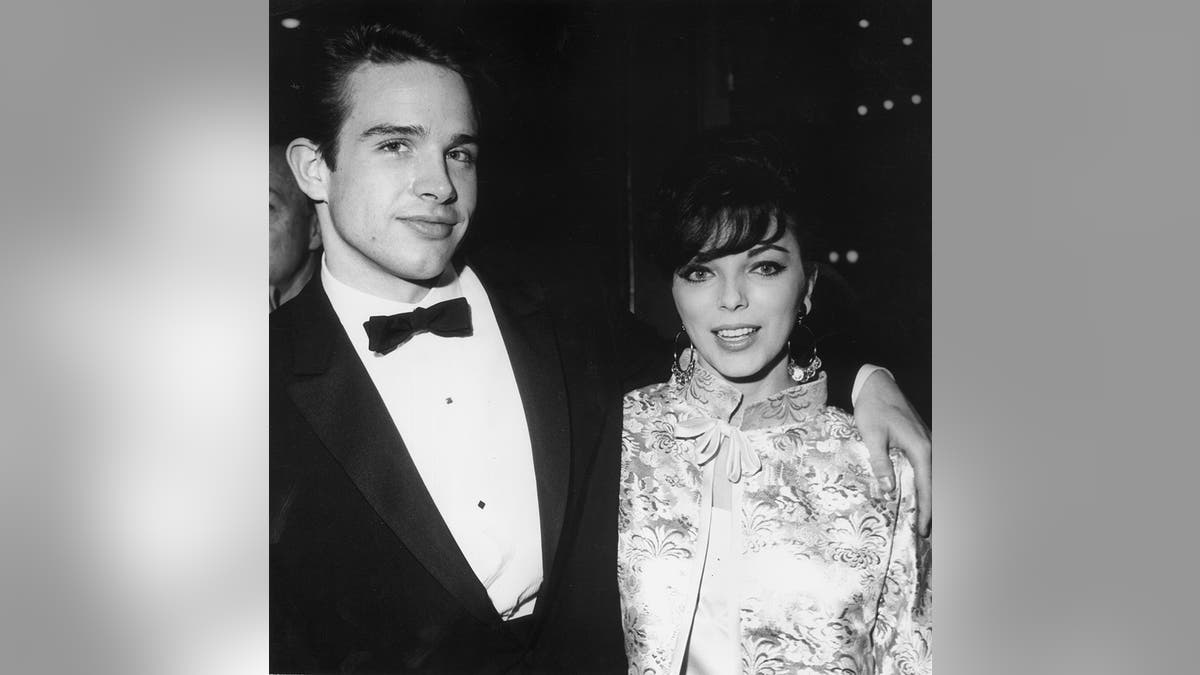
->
[359, 124, 425, 140]
[449, 133, 480, 147]
[747, 243, 791, 257]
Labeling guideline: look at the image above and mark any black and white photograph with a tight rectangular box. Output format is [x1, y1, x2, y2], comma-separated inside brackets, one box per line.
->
[270, 1, 931, 672]
[4, 0, 1199, 674]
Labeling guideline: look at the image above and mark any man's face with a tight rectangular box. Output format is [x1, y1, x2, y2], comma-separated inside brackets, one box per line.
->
[318, 60, 478, 299]
[269, 148, 317, 286]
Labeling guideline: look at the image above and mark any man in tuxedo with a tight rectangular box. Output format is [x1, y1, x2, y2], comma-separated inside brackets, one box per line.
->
[270, 23, 931, 673]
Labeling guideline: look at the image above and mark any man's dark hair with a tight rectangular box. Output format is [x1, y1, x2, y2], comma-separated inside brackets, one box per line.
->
[650, 129, 820, 276]
[307, 23, 485, 170]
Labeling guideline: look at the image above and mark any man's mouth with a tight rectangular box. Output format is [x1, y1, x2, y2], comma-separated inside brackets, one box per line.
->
[400, 216, 458, 239]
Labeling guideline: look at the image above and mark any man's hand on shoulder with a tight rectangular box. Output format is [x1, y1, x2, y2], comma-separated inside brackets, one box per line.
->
[854, 370, 932, 536]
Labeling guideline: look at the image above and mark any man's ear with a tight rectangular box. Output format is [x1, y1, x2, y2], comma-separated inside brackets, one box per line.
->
[287, 138, 330, 203]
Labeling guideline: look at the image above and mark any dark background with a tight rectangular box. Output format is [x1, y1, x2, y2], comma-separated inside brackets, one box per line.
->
[269, 0, 930, 421]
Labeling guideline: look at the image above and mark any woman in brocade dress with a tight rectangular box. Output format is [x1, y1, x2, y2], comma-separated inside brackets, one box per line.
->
[618, 132, 931, 675]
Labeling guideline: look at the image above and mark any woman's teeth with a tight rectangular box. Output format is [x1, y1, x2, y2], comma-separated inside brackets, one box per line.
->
[716, 327, 757, 339]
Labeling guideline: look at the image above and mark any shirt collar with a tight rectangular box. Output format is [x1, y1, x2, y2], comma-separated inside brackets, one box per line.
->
[674, 361, 828, 431]
[321, 254, 464, 322]
[321, 255, 474, 357]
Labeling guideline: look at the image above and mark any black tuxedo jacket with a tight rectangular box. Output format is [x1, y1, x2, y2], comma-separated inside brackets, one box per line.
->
[270, 256, 663, 674]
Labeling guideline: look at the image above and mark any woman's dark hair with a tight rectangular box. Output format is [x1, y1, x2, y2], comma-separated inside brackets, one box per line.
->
[650, 129, 818, 276]
[306, 23, 488, 170]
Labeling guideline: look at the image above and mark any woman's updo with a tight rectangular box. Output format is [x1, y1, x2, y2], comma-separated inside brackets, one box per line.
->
[649, 129, 821, 276]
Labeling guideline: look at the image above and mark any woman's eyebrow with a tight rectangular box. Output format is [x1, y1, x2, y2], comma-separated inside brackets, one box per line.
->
[747, 243, 791, 257]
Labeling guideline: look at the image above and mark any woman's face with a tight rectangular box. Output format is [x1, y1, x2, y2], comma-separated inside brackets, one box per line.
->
[672, 224, 813, 396]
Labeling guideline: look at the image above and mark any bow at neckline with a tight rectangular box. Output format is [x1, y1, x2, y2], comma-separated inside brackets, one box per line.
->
[674, 417, 762, 483]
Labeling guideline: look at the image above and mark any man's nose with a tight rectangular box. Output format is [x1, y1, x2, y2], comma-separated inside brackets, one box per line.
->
[412, 155, 456, 203]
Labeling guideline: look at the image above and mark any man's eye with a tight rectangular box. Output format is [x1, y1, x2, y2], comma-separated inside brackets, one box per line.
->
[379, 140, 410, 154]
[447, 148, 476, 164]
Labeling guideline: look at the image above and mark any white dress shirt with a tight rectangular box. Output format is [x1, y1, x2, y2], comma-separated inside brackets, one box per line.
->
[322, 258, 544, 620]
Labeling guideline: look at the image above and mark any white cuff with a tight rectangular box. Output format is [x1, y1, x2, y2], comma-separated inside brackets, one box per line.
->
[851, 365, 894, 407]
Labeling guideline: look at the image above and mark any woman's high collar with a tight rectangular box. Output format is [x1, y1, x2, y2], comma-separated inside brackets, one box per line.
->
[671, 361, 828, 431]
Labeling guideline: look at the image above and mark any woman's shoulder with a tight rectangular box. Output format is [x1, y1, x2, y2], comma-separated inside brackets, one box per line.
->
[770, 404, 872, 470]
[622, 381, 680, 430]
[623, 380, 673, 406]
[815, 404, 859, 440]
[790, 404, 916, 493]
[763, 402, 859, 443]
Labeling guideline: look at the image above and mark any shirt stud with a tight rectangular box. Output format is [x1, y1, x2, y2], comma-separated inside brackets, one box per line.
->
[445, 397, 454, 404]
[477, 500, 486, 509]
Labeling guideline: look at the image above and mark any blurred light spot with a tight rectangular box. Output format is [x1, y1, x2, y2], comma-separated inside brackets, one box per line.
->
[857, 105, 868, 116]
[281, 18, 300, 29]
[883, 99, 894, 110]
[858, 19, 870, 29]
[912, 94, 923, 104]
[846, 250, 859, 263]
[902, 36, 914, 46]
[828, 251, 840, 263]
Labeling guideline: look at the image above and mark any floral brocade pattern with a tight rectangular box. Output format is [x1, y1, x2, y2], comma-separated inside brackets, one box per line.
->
[618, 368, 932, 674]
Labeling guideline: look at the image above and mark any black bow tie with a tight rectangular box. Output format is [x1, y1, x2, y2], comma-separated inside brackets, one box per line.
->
[363, 297, 473, 355]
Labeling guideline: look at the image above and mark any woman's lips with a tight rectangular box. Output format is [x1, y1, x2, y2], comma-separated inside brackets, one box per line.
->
[712, 326, 759, 350]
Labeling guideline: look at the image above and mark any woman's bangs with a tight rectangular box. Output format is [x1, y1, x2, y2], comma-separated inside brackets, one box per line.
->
[690, 206, 784, 264]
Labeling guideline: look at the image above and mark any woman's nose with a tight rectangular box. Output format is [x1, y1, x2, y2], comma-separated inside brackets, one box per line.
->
[718, 278, 747, 311]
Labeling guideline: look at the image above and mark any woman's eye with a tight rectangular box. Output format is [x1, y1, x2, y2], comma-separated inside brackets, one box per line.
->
[752, 261, 785, 276]
[678, 266, 713, 283]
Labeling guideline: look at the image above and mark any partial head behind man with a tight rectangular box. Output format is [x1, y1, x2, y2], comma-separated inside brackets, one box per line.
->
[285, 24, 487, 302]
[269, 143, 321, 303]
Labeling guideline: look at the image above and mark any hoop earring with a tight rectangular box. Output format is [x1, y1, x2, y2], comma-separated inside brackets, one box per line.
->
[787, 307, 822, 383]
[671, 328, 697, 385]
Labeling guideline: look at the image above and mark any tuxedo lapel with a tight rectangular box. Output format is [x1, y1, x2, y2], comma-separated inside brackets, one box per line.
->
[478, 270, 572, 586]
[280, 276, 501, 628]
